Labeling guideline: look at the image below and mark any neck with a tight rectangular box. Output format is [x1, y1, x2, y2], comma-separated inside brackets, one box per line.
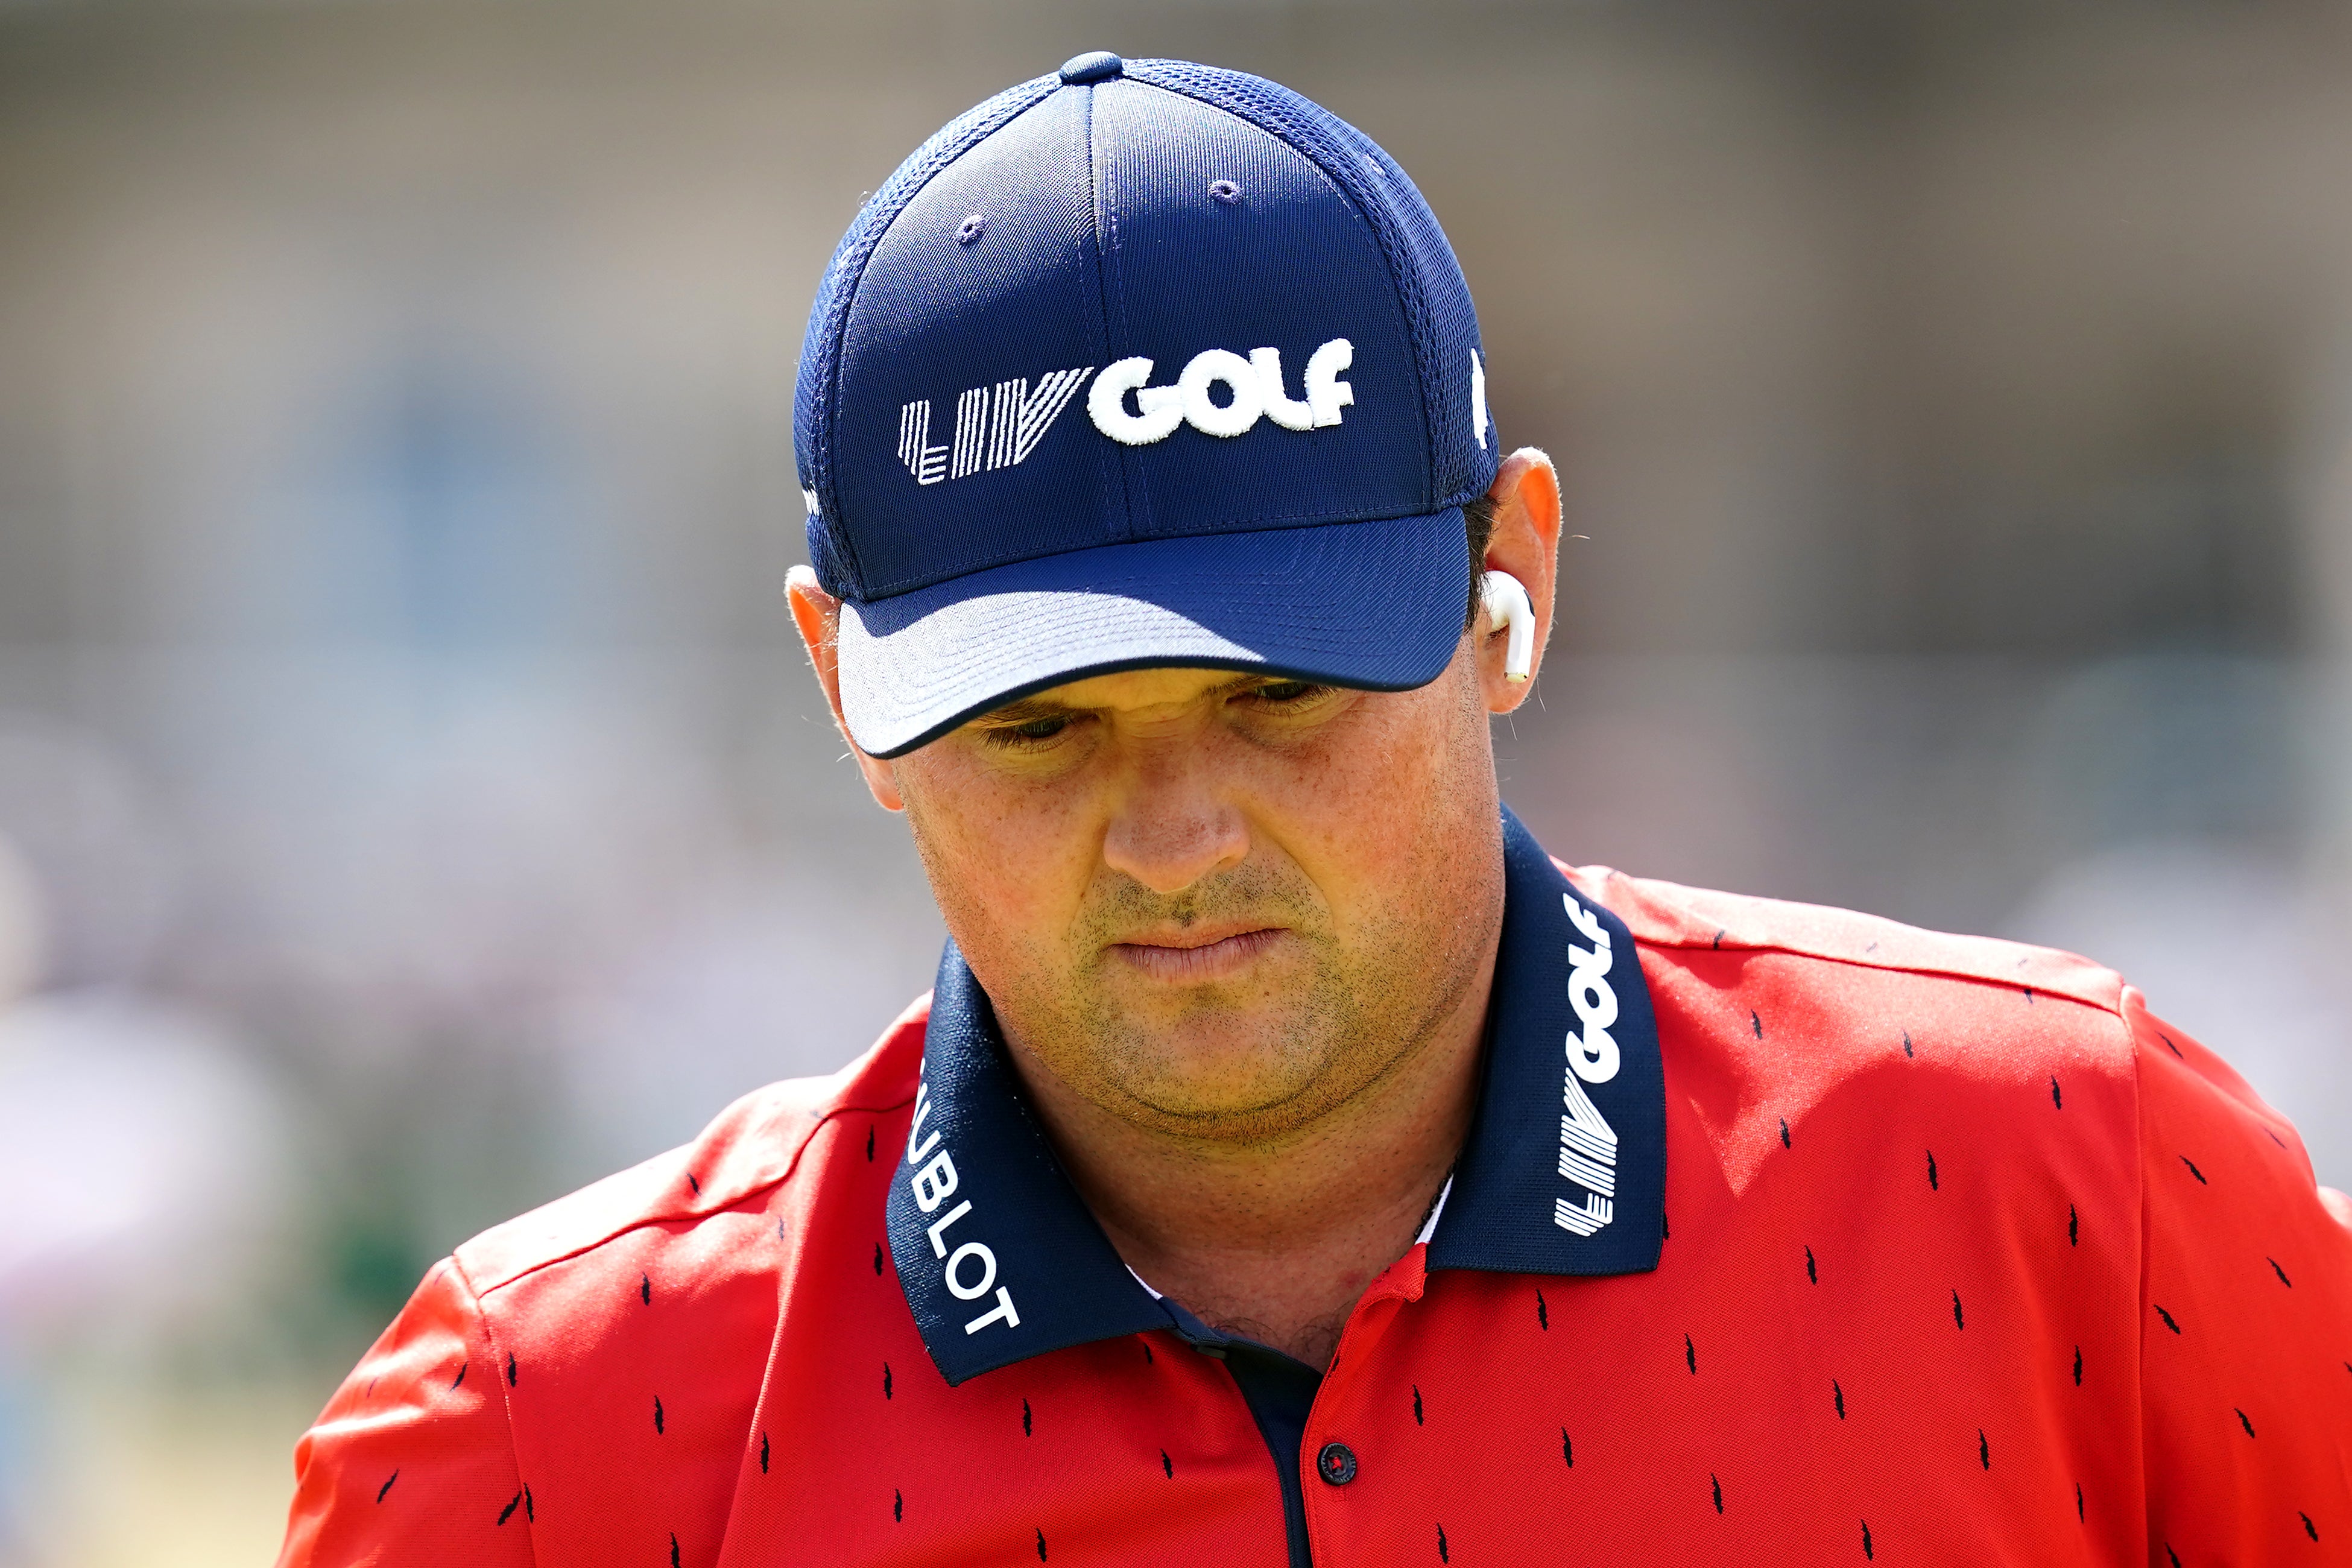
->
[1004, 943, 1497, 1370]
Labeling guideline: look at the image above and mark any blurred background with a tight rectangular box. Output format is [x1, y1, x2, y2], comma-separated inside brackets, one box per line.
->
[1, 0, 2348, 1560]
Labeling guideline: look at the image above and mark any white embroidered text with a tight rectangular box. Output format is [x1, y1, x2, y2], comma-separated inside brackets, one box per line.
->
[1554, 894, 1621, 1237]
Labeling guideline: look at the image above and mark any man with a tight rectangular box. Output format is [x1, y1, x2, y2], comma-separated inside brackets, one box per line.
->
[280, 53, 2351, 1567]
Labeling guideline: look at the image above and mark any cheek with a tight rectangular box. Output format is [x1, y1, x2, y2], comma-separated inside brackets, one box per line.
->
[1257, 669, 1490, 922]
[897, 750, 1101, 964]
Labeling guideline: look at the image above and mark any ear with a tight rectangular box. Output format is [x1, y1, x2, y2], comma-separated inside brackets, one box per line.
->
[1477, 447, 1563, 713]
[786, 566, 905, 812]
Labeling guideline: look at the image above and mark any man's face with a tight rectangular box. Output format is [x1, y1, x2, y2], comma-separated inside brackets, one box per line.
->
[885, 644, 1507, 1146]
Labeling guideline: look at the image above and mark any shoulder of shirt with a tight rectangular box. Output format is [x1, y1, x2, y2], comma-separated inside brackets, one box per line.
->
[452, 991, 930, 1297]
[1561, 859, 2126, 1017]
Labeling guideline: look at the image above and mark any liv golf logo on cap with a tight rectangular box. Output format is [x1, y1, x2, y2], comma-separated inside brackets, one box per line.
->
[896, 367, 1094, 485]
[893, 337, 1356, 488]
[1086, 338, 1353, 444]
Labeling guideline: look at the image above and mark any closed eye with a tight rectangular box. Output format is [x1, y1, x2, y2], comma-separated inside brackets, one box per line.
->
[975, 709, 1082, 748]
[1233, 679, 1336, 709]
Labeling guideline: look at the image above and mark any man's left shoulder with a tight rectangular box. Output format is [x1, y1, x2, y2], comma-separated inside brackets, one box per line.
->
[1574, 864, 2119, 1011]
[1567, 862, 2136, 1095]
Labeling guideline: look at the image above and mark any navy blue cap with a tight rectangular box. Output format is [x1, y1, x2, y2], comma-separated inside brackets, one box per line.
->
[796, 56, 1499, 757]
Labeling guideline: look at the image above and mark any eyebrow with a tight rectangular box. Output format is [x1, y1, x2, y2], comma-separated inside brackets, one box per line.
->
[973, 673, 1280, 727]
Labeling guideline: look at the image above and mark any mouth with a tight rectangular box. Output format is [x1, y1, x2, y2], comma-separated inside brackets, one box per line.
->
[1107, 923, 1289, 984]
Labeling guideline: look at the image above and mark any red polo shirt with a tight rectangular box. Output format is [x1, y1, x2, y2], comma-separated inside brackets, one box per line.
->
[279, 811, 2352, 1566]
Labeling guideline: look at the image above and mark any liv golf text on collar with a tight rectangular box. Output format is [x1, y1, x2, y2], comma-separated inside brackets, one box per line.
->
[1555, 894, 1622, 1237]
[904, 1080, 1023, 1335]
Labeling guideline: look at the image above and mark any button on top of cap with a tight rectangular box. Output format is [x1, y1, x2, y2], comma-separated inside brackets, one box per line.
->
[1058, 51, 1122, 85]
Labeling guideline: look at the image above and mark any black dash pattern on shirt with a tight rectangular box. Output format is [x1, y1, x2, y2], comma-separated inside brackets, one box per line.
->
[1022, 1397, 1033, 1437]
[2076, 1482, 2084, 1522]
[1535, 1288, 1548, 1330]
[450, 1361, 468, 1391]
[759, 1431, 770, 1474]
[2155, 1304, 2181, 1334]
[1902, 1029, 1914, 1058]
[866, 1125, 875, 1162]
[687, 1172, 701, 1196]
[1833, 1379, 1845, 1419]
[498, 1491, 522, 1526]
[893, 1488, 902, 1523]
[883, 1362, 893, 1400]
[1711, 1475, 1724, 1514]
[2270, 1257, 2292, 1288]
[1862, 1519, 1874, 1560]
[1952, 1289, 1965, 1331]
[2023, 986, 2034, 1004]
[2303, 1513, 2319, 1541]
[524, 1485, 534, 1522]
[1779, 1117, 1791, 1150]
[1751, 1011, 1764, 1040]
[1685, 1333, 1696, 1374]
[1713, 928, 1724, 949]
[1143, 1341, 1154, 1365]
[2158, 1031, 2183, 1058]
[1437, 1523, 1449, 1563]
[2237, 1408, 2256, 1438]
[874, 1243, 884, 1276]
[376, 1470, 398, 1503]
[654, 1395, 665, 1435]
[640, 1273, 651, 1306]
[2073, 1345, 2082, 1386]
[1805, 1245, 1817, 1285]
[2050, 1075, 2063, 1110]
[2069, 1204, 2078, 1245]
[507, 1351, 517, 1386]
[1978, 1429, 1989, 1469]
[1561, 1427, 1573, 1466]
[669, 1531, 680, 1568]
[1161, 1449, 1172, 1478]
[1413, 1385, 1424, 1424]
[1036, 1527, 1048, 1561]
[2180, 1155, 2207, 1184]
[2166, 1544, 2182, 1568]
[1927, 1149, 1939, 1191]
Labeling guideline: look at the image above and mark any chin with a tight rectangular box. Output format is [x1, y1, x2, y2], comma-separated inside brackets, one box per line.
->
[1102, 1017, 1335, 1124]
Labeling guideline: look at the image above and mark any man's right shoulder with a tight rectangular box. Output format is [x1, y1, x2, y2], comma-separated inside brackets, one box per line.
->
[452, 990, 930, 1299]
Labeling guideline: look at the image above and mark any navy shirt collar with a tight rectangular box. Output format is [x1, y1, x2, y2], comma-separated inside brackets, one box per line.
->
[887, 805, 1666, 1386]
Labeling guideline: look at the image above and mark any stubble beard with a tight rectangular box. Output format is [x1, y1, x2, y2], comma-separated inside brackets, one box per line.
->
[995, 854, 1491, 1151]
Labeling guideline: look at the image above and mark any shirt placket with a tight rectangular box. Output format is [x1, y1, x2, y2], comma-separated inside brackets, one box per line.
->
[1296, 1245, 1432, 1567]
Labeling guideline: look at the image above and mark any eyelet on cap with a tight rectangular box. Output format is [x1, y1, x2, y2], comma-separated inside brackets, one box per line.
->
[1209, 180, 1241, 204]
[955, 215, 986, 246]
[1058, 51, 1122, 85]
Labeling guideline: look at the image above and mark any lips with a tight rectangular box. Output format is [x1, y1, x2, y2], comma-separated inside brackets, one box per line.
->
[1107, 924, 1288, 983]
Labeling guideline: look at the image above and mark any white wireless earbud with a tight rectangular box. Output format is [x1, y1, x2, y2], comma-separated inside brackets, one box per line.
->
[1481, 571, 1535, 683]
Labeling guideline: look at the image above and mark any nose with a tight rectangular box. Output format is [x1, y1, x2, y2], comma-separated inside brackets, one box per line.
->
[1101, 758, 1248, 896]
